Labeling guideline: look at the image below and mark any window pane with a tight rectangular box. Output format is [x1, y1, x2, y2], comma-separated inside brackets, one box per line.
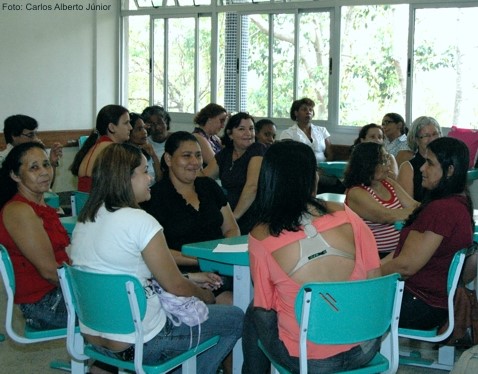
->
[272, 13, 295, 118]
[298, 11, 330, 121]
[127, 16, 150, 113]
[340, 5, 408, 127]
[246, 14, 269, 117]
[198, 17, 212, 109]
[167, 18, 196, 112]
[153, 19, 165, 106]
[217, 12, 226, 107]
[413, 7, 478, 129]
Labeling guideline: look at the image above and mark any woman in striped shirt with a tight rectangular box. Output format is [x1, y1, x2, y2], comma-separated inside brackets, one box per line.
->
[344, 142, 419, 257]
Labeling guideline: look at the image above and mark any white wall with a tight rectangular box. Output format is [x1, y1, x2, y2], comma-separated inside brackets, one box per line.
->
[0, 1, 120, 192]
[0, 0, 119, 131]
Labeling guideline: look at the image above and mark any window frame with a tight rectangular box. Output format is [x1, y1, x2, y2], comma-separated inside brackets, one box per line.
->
[120, 0, 478, 136]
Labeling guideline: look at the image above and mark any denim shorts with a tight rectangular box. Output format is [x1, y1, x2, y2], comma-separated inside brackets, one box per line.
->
[19, 287, 67, 330]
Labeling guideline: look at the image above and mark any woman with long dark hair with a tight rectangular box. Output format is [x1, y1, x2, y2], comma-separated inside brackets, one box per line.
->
[70, 105, 131, 192]
[382, 137, 474, 329]
[242, 140, 382, 373]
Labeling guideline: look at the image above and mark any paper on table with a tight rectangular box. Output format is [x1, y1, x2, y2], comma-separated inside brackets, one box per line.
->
[213, 243, 248, 253]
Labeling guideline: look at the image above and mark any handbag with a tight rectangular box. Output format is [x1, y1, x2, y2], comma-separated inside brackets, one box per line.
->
[151, 279, 209, 348]
[447, 126, 478, 168]
[445, 243, 478, 349]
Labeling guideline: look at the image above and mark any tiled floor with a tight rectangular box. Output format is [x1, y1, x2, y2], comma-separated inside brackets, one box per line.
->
[0, 279, 459, 373]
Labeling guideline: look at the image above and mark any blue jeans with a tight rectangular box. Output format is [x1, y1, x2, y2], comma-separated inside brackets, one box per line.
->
[97, 304, 244, 373]
[242, 303, 380, 374]
[19, 287, 67, 330]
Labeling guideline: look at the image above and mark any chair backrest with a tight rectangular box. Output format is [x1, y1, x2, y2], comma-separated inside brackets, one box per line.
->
[63, 265, 147, 334]
[444, 249, 467, 333]
[1, 244, 67, 343]
[295, 273, 402, 345]
[70, 191, 89, 217]
[398, 248, 467, 342]
[318, 161, 348, 179]
[0, 244, 16, 293]
[78, 135, 88, 149]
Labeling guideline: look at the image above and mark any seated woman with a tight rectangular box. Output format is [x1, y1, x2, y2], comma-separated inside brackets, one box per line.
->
[396, 116, 442, 202]
[352, 123, 398, 178]
[128, 112, 163, 182]
[254, 118, 276, 148]
[242, 140, 382, 373]
[69, 143, 243, 372]
[382, 137, 474, 330]
[192, 103, 227, 166]
[0, 142, 70, 330]
[381, 112, 409, 158]
[143, 131, 240, 304]
[202, 112, 266, 234]
[343, 142, 418, 257]
[70, 105, 132, 192]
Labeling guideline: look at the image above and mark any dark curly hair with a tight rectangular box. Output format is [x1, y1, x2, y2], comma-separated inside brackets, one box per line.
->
[290, 98, 315, 121]
[343, 142, 386, 188]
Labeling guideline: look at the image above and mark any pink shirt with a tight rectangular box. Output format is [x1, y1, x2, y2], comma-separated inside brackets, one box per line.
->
[248, 206, 380, 359]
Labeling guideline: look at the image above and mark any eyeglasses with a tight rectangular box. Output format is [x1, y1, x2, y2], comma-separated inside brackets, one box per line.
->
[382, 120, 395, 126]
[20, 131, 38, 139]
[147, 120, 166, 128]
[417, 132, 439, 140]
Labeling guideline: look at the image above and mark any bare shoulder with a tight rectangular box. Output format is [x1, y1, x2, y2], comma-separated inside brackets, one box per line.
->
[324, 201, 345, 213]
[396, 150, 414, 166]
[250, 224, 270, 241]
[2, 200, 38, 228]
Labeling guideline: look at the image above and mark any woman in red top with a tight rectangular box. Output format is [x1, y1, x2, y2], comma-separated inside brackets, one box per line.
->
[70, 104, 132, 192]
[0, 142, 69, 329]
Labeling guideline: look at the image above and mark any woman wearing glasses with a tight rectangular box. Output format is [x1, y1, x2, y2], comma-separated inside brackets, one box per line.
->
[396, 116, 442, 202]
[1, 115, 63, 176]
[344, 142, 418, 257]
[381, 113, 409, 158]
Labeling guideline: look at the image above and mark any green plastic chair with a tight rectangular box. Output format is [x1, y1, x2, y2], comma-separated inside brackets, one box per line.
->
[44, 191, 60, 209]
[0, 244, 83, 372]
[57, 264, 220, 374]
[318, 161, 348, 179]
[70, 191, 89, 217]
[398, 248, 467, 370]
[467, 169, 478, 183]
[78, 135, 88, 149]
[259, 273, 404, 374]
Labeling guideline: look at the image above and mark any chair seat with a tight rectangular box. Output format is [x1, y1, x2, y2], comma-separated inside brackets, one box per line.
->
[258, 340, 390, 374]
[84, 335, 219, 374]
[24, 325, 68, 340]
[398, 326, 439, 339]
